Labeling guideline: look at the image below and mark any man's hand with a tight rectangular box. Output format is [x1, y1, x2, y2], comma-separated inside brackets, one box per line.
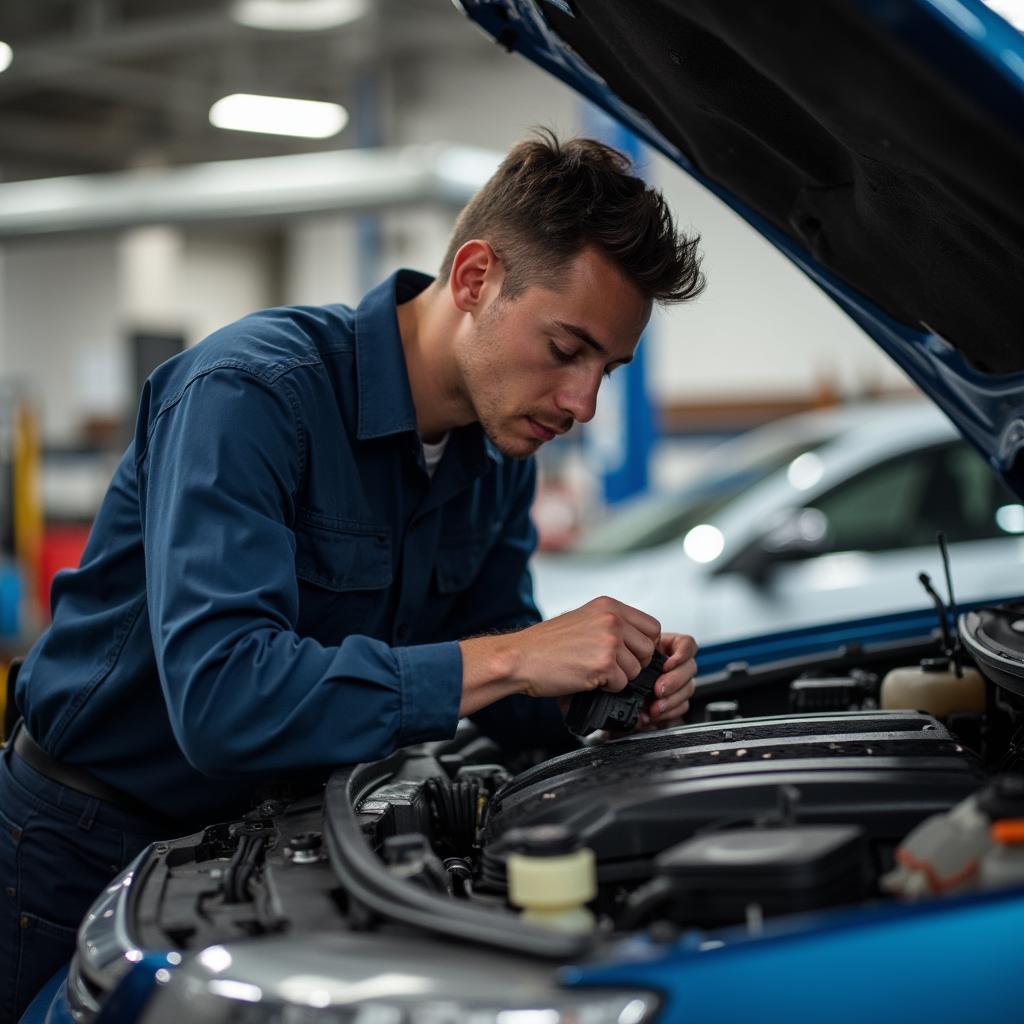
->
[561, 631, 698, 735]
[636, 632, 698, 729]
[516, 595, 663, 698]
[458, 596, 662, 716]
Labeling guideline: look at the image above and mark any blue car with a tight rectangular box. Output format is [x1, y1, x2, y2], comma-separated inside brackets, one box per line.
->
[25, 0, 1024, 1021]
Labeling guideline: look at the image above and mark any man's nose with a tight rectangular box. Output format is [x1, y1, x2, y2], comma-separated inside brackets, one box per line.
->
[555, 376, 600, 424]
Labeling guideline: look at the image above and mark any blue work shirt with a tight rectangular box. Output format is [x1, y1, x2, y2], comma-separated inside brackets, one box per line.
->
[18, 270, 566, 826]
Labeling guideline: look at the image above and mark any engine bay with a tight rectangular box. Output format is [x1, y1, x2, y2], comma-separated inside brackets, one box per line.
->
[67, 599, 1024, 1016]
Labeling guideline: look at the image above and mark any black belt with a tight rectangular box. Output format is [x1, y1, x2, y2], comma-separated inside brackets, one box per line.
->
[10, 721, 162, 824]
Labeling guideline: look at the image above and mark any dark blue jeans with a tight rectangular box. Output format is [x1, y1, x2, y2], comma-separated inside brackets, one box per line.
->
[0, 745, 166, 1024]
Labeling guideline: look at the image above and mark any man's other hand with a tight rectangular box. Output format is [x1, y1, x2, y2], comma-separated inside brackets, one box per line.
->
[636, 632, 698, 729]
[557, 630, 698, 735]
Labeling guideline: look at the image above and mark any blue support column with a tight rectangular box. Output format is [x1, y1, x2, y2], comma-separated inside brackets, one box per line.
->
[579, 103, 658, 506]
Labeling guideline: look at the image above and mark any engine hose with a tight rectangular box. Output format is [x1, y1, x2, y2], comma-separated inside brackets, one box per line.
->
[617, 876, 675, 931]
[223, 832, 268, 904]
[426, 776, 484, 854]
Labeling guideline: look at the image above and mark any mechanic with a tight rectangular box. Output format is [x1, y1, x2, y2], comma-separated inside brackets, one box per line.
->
[0, 131, 704, 1018]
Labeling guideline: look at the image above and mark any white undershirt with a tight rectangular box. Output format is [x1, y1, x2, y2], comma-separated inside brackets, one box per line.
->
[421, 433, 450, 478]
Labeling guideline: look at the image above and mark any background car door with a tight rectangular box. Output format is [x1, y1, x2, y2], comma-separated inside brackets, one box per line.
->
[708, 442, 1024, 638]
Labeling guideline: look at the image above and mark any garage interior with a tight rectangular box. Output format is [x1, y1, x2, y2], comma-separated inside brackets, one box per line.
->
[0, 0, 926, 665]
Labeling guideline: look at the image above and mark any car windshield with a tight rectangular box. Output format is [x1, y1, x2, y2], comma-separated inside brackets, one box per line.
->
[574, 426, 841, 556]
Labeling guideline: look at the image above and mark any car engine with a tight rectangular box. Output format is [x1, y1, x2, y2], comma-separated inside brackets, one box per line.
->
[66, 599, 1024, 1019]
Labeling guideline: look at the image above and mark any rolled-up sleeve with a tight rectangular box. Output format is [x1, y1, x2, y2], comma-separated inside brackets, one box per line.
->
[137, 365, 461, 778]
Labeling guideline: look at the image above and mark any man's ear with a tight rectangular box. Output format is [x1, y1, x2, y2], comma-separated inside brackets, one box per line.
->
[449, 240, 502, 314]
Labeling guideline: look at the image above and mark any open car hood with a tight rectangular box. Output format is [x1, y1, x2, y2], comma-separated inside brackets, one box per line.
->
[456, 0, 1024, 496]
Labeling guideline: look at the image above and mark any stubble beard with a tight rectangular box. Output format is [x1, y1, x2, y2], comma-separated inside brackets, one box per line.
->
[469, 380, 541, 461]
[455, 302, 541, 461]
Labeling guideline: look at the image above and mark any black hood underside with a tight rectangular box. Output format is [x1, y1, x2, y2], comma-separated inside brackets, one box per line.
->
[539, 0, 1024, 374]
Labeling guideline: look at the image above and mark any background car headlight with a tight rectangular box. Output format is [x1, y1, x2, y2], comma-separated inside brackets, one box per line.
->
[138, 936, 659, 1024]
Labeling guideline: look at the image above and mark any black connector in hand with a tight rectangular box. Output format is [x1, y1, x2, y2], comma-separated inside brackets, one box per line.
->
[565, 650, 667, 737]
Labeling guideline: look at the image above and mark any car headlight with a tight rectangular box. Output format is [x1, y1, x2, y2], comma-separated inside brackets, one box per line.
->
[138, 935, 659, 1024]
[66, 844, 186, 1020]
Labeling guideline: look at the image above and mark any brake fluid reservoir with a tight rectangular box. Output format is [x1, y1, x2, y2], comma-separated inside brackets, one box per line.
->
[506, 825, 596, 932]
[979, 820, 1024, 889]
[880, 658, 985, 717]
[880, 794, 989, 898]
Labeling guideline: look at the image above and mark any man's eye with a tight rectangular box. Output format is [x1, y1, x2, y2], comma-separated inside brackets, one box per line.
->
[549, 342, 575, 364]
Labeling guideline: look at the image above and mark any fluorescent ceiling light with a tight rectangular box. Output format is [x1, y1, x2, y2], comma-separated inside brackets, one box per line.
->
[0, 42, 13, 74]
[209, 94, 348, 139]
[231, 0, 367, 31]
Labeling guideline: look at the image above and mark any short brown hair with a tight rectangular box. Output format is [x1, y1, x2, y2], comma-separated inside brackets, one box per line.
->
[439, 129, 704, 305]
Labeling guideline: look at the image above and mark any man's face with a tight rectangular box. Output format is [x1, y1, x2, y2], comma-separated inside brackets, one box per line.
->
[454, 246, 650, 459]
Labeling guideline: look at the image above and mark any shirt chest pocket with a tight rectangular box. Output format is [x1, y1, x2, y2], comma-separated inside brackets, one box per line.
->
[434, 531, 494, 595]
[294, 513, 393, 638]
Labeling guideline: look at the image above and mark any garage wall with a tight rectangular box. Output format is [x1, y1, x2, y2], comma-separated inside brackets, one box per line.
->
[1, 235, 122, 444]
[647, 151, 912, 402]
[284, 214, 362, 309]
[179, 230, 279, 345]
[392, 49, 581, 153]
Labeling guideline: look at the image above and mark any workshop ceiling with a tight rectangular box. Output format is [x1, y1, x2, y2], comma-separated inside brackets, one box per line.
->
[0, 0, 487, 183]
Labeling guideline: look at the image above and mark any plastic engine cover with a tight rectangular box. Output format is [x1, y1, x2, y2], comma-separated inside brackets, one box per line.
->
[655, 824, 869, 925]
[482, 711, 984, 883]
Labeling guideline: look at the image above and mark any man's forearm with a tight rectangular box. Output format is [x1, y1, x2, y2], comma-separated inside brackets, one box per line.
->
[458, 634, 527, 716]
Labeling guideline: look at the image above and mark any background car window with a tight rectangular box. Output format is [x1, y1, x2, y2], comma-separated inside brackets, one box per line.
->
[576, 433, 838, 556]
[809, 442, 1017, 553]
[942, 443, 1020, 540]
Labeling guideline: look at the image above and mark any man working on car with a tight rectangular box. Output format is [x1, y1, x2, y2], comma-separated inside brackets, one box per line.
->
[1, 131, 703, 1018]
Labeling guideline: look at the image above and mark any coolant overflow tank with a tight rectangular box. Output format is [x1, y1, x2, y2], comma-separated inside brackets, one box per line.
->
[506, 825, 596, 933]
[881, 658, 985, 717]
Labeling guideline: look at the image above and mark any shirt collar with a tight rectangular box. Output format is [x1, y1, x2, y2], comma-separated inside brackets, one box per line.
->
[353, 269, 502, 467]
[354, 269, 432, 441]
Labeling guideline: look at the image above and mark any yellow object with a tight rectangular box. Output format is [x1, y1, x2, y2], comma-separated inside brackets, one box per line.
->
[880, 662, 985, 718]
[507, 847, 597, 933]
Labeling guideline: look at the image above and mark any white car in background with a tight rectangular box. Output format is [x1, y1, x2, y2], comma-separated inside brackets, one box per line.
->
[532, 400, 1024, 644]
